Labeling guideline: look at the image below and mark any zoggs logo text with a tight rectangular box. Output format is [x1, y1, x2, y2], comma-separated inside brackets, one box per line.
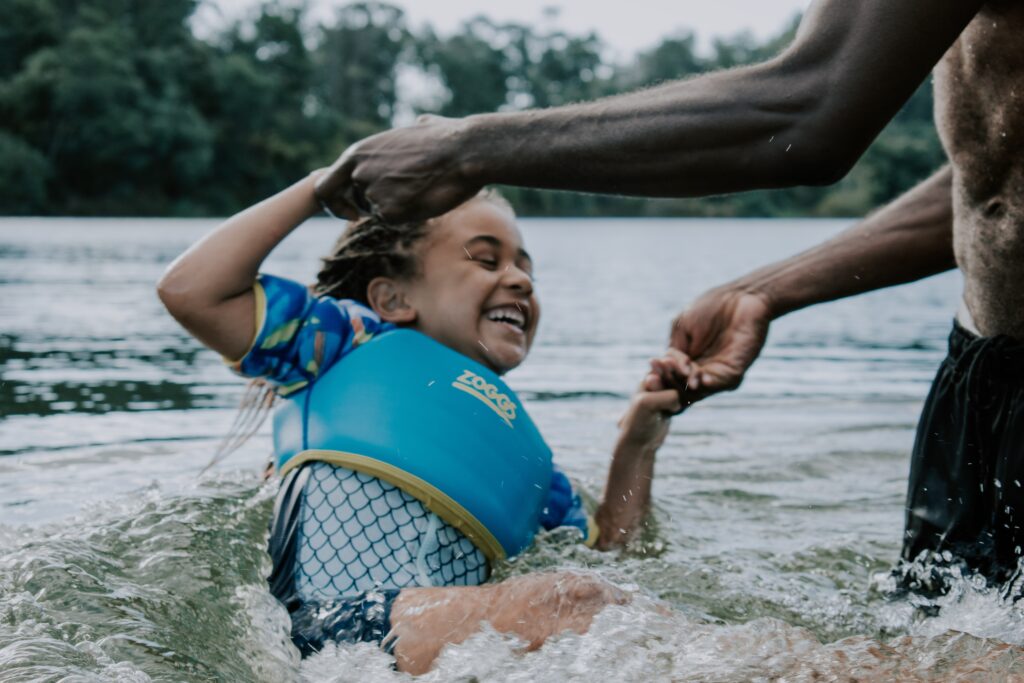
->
[451, 370, 517, 427]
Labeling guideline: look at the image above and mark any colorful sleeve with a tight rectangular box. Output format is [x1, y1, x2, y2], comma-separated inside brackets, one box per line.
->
[228, 274, 392, 396]
[539, 465, 599, 547]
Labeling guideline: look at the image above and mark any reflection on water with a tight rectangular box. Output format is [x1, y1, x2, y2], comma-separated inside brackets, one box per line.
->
[3, 218, 1022, 680]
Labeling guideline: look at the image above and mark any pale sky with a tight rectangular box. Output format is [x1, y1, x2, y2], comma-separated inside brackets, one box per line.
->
[200, 0, 811, 59]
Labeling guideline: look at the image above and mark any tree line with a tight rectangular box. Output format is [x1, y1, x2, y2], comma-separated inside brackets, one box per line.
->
[0, 0, 946, 217]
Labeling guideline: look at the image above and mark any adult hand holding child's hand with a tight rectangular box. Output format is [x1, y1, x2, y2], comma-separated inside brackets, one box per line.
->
[663, 285, 774, 407]
[617, 349, 688, 448]
[314, 115, 482, 223]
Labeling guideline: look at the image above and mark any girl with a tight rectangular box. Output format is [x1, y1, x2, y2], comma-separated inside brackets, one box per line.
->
[157, 170, 683, 674]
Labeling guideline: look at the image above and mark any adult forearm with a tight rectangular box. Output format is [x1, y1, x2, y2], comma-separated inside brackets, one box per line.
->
[735, 165, 955, 318]
[461, 59, 828, 197]
[455, 0, 976, 199]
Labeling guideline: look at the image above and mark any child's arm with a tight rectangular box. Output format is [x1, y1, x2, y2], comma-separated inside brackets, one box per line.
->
[156, 171, 324, 360]
[594, 351, 684, 550]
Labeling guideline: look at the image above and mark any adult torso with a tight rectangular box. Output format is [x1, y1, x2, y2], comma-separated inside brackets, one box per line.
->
[935, 0, 1024, 339]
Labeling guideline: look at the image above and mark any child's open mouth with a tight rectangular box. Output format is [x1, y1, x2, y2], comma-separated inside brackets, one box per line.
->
[484, 304, 527, 334]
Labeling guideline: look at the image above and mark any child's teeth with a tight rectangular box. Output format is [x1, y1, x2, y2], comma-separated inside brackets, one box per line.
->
[487, 307, 524, 328]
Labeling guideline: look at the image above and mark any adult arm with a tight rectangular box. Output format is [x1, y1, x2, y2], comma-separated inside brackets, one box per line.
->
[156, 172, 323, 360]
[594, 360, 683, 550]
[666, 164, 955, 399]
[316, 0, 982, 221]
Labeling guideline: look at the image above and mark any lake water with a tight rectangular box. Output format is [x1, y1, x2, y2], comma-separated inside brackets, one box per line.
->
[2, 217, 1022, 681]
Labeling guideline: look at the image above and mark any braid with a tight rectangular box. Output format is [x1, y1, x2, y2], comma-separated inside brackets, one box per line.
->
[314, 215, 430, 304]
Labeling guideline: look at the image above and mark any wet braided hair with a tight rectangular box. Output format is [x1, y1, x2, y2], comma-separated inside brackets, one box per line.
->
[313, 214, 431, 305]
[315, 188, 512, 303]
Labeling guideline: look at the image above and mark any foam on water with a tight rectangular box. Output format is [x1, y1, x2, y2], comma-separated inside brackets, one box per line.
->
[3, 454, 1024, 680]
[0, 473, 298, 681]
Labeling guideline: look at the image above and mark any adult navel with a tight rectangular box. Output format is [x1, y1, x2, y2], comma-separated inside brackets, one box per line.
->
[984, 198, 1007, 219]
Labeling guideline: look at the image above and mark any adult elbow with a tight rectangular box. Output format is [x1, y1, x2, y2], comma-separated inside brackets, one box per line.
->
[760, 53, 875, 187]
[786, 141, 859, 187]
[781, 96, 866, 185]
[748, 129, 858, 188]
[776, 96, 868, 186]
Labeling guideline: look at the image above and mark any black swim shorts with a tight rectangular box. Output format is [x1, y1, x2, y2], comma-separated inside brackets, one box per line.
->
[289, 588, 401, 657]
[899, 320, 1024, 590]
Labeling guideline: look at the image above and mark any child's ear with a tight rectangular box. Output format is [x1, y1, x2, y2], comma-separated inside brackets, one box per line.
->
[366, 277, 417, 324]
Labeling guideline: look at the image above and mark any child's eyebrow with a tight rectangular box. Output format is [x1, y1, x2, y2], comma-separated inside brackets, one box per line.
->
[463, 235, 533, 265]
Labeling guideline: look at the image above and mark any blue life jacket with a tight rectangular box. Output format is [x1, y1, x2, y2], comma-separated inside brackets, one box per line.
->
[273, 329, 553, 561]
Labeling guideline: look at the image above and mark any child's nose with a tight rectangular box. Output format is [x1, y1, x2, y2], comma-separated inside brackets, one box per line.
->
[502, 264, 533, 294]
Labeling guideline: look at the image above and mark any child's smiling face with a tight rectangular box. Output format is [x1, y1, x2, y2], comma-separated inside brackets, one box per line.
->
[402, 197, 539, 375]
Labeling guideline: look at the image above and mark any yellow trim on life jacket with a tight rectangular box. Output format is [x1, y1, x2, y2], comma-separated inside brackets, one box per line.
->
[584, 515, 600, 548]
[278, 449, 506, 562]
[223, 279, 268, 367]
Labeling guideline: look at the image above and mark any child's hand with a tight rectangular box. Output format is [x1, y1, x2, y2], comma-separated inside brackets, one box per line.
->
[617, 349, 688, 448]
[648, 346, 711, 415]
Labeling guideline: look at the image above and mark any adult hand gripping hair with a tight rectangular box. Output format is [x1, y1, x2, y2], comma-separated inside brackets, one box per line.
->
[314, 115, 483, 224]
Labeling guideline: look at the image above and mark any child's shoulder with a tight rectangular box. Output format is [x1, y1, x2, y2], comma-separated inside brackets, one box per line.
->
[250, 273, 393, 361]
[235, 274, 396, 389]
[258, 273, 382, 327]
[313, 295, 386, 348]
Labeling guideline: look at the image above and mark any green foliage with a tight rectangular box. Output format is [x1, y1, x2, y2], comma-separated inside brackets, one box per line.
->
[0, 131, 51, 213]
[419, 21, 509, 116]
[0, 0, 60, 79]
[194, 3, 333, 212]
[0, 3, 945, 217]
[628, 32, 704, 88]
[319, 3, 408, 132]
[508, 26, 606, 107]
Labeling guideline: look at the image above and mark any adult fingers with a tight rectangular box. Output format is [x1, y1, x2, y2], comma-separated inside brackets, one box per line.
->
[653, 349, 695, 380]
[683, 358, 747, 395]
[669, 313, 691, 354]
[662, 347, 691, 364]
[652, 353, 702, 396]
[315, 151, 362, 220]
[642, 370, 664, 392]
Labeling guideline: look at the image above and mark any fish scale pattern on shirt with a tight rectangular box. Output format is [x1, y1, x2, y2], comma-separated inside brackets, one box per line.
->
[294, 461, 489, 601]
